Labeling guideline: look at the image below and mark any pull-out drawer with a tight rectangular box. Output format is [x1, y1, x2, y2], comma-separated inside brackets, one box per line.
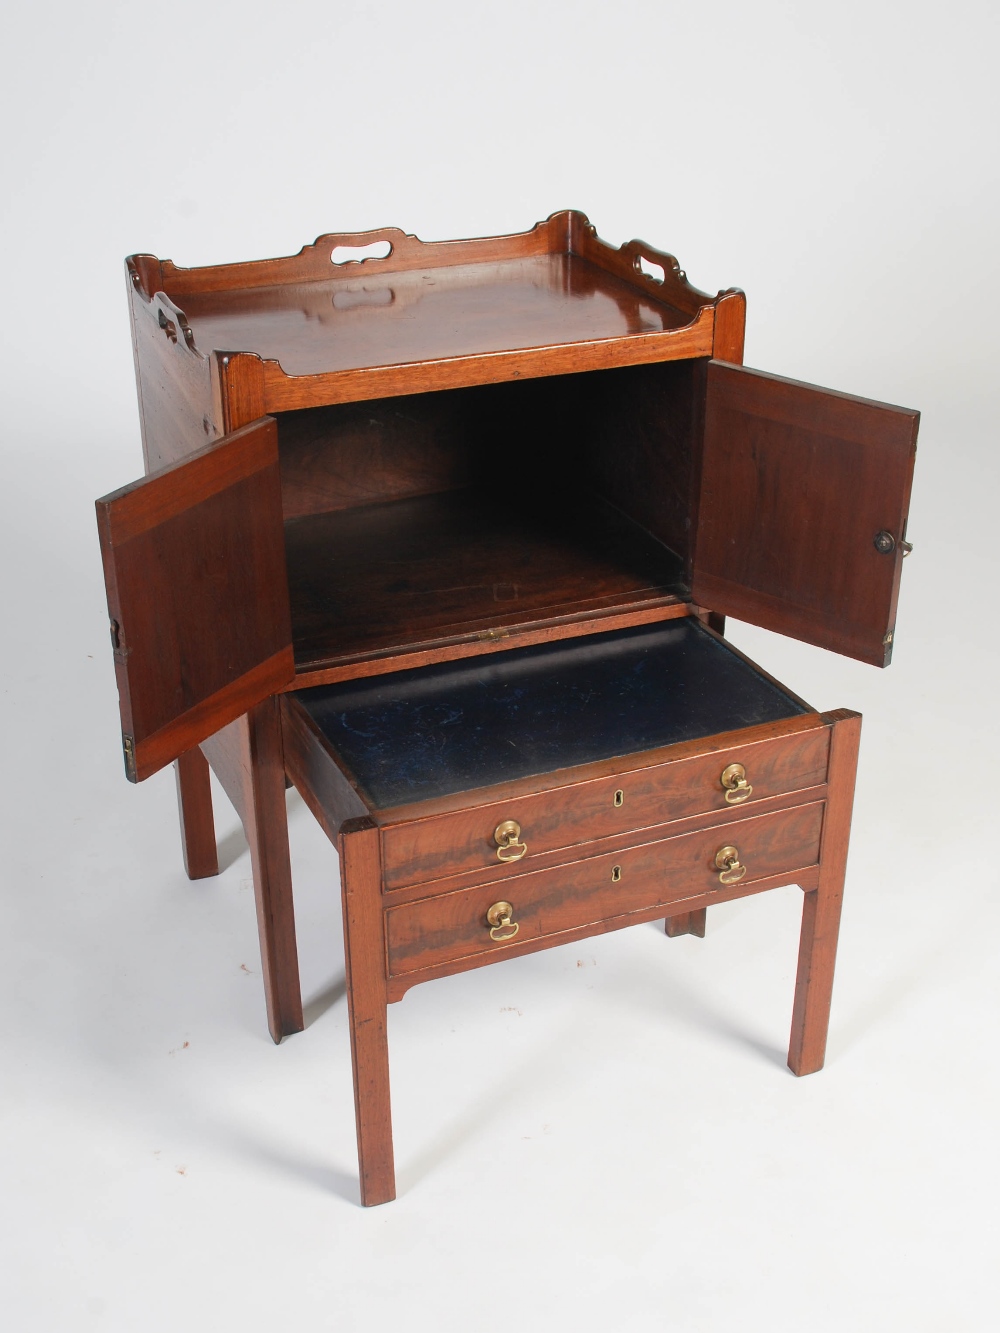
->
[290, 617, 823, 890]
[386, 800, 825, 979]
[380, 721, 828, 890]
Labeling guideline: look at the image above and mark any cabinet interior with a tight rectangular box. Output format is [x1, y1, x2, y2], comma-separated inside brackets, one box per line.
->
[278, 357, 706, 678]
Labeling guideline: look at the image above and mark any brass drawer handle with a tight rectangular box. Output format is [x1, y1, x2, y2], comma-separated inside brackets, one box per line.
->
[720, 762, 753, 805]
[486, 901, 519, 942]
[494, 819, 527, 862]
[715, 845, 747, 885]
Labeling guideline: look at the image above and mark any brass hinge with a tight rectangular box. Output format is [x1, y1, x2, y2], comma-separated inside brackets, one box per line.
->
[122, 734, 137, 783]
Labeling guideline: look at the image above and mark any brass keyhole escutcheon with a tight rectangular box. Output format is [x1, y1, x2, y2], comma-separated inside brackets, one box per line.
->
[720, 762, 753, 805]
[715, 845, 747, 885]
[611, 864, 622, 883]
[494, 819, 528, 862]
[486, 901, 519, 942]
[613, 789, 624, 808]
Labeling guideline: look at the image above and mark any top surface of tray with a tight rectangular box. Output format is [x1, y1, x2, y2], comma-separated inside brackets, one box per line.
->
[133, 213, 725, 391]
[175, 253, 696, 377]
[295, 618, 809, 808]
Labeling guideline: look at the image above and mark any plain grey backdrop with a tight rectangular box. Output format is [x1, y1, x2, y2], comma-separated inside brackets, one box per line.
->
[2, 2, 998, 1329]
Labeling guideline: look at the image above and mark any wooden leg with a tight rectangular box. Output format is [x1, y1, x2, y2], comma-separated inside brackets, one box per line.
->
[665, 908, 707, 938]
[788, 710, 862, 1077]
[694, 608, 726, 636]
[174, 748, 218, 880]
[244, 698, 304, 1044]
[706, 611, 726, 636]
[339, 817, 395, 1207]
[199, 707, 303, 1043]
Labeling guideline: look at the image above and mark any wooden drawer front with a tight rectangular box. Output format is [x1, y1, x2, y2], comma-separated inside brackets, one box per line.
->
[381, 723, 829, 891]
[386, 801, 824, 978]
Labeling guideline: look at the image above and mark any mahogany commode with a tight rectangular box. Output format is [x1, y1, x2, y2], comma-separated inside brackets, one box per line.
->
[96, 212, 918, 1205]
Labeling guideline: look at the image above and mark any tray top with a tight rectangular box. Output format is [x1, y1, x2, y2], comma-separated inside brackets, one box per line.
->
[176, 254, 696, 378]
[295, 618, 809, 808]
[131, 213, 727, 393]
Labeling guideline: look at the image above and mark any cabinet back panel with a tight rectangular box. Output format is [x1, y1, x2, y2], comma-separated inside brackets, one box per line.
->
[276, 376, 596, 520]
[278, 390, 481, 519]
[276, 366, 698, 524]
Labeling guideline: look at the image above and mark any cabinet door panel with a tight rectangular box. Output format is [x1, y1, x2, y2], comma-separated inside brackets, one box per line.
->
[692, 361, 918, 666]
[96, 417, 293, 781]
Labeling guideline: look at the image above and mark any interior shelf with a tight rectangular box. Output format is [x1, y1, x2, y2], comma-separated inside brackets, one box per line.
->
[285, 487, 688, 675]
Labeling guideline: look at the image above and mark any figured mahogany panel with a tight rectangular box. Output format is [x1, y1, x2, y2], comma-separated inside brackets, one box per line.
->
[693, 362, 918, 667]
[96, 418, 293, 781]
[379, 721, 828, 892]
[386, 801, 825, 978]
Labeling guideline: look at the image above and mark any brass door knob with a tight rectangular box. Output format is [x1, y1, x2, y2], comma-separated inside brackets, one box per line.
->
[720, 762, 753, 805]
[494, 819, 527, 862]
[715, 845, 747, 885]
[486, 901, 519, 942]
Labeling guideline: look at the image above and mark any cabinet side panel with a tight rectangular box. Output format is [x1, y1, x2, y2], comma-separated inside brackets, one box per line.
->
[127, 268, 222, 473]
[577, 359, 703, 570]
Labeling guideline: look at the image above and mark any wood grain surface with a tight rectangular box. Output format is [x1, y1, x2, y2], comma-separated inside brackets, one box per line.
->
[694, 362, 918, 666]
[788, 709, 862, 1075]
[285, 488, 687, 673]
[664, 908, 707, 938]
[380, 720, 830, 891]
[127, 211, 724, 411]
[125, 260, 222, 473]
[199, 706, 303, 1042]
[280, 694, 368, 845]
[386, 801, 825, 978]
[174, 748, 218, 879]
[96, 418, 293, 781]
[339, 818, 396, 1206]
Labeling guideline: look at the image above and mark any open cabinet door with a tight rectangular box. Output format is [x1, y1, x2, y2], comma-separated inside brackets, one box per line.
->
[96, 417, 294, 781]
[692, 361, 918, 666]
